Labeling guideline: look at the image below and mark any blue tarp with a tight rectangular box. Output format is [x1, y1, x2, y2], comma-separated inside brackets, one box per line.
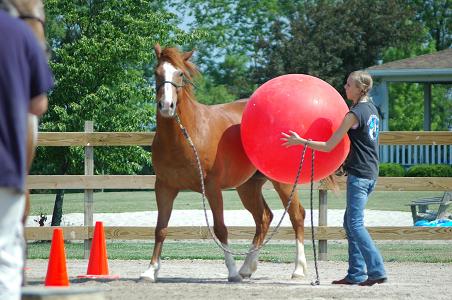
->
[414, 219, 452, 227]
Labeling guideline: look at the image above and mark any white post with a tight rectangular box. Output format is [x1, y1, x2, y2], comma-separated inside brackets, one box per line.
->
[84, 121, 94, 259]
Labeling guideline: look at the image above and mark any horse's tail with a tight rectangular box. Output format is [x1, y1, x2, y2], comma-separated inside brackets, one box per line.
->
[322, 175, 339, 192]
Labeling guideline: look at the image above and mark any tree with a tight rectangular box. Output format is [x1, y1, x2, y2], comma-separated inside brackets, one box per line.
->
[410, 0, 451, 50]
[167, 0, 283, 98]
[34, 0, 207, 225]
[254, 0, 423, 92]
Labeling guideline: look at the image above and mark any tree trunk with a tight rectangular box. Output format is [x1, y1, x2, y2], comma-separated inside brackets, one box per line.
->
[51, 158, 68, 226]
[50, 189, 64, 226]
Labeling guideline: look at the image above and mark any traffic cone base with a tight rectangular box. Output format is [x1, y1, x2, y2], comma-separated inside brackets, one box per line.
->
[45, 228, 69, 287]
[79, 221, 119, 280]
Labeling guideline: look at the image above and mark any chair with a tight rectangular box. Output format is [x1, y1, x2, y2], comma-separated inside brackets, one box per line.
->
[408, 192, 452, 225]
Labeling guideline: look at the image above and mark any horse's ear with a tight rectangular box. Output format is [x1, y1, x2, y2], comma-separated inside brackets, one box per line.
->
[183, 50, 195, 61]
[154, 43, 162, 59]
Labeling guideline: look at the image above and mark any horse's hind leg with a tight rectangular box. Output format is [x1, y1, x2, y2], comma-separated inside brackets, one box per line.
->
[236, 176, 273, 278]
[271, 180, 307, 279]
[140, 180, 178, 282]
[204, 184, 242, 282]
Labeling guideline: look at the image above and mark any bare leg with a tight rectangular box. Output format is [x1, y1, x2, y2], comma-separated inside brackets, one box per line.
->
[271, 180, 308, 279]
[236, 176, 273, 278]
[140, 180, 178, 282]
[23, 115, 38, 225]
[22, 114, 38, 286]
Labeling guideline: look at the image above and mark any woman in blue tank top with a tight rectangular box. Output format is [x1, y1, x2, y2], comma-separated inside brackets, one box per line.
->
[282, 71, 387, 286]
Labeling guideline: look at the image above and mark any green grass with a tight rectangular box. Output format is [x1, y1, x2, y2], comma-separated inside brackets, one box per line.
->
[29, 190, 442, 215]
[27, 241, 452, 263]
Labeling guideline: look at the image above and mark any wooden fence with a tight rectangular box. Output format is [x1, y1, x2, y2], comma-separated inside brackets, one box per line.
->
[25, 123, 452, 259]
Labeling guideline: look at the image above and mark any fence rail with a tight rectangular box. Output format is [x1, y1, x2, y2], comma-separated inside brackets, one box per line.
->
[24, 226, 452, 241]
[37, 131, 452, 146]
[26, 128, 452, 259]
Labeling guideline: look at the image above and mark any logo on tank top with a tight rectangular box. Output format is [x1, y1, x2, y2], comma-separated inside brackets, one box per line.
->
[367, 114, 379, 141]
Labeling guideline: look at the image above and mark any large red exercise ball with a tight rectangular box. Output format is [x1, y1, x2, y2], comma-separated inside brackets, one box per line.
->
[241, 74, 350, 184]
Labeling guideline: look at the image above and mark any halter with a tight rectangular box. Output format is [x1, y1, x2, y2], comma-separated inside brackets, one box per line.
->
[155, 74, 195, 93]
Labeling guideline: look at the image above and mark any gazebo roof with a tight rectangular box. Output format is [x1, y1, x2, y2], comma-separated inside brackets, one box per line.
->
[366, 48, 452, 83]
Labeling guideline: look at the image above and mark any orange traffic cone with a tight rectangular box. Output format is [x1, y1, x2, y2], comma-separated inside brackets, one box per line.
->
[45, 228, 69, 286]
[78, 221, 119, 279]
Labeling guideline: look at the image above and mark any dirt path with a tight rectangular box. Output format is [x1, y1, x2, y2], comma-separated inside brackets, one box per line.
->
[24, 259, 452, 299]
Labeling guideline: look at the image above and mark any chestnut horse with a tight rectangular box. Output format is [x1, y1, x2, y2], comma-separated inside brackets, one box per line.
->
[140, 44, 308, 282]
[1, 0, 47, 224]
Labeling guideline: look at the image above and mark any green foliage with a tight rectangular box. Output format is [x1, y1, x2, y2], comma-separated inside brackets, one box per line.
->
[254, 0, 423, 91]
[168, 0, 282, 98]
[406, 164, 452, 177]
[167, 0, 449, 107]
[33, 0, 207, 176]
[409, 0, 452, 50]
[379, 163, 406, 177]
[194, 76, 237, 105]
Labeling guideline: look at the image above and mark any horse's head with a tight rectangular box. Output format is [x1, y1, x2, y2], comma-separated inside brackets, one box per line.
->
[154, 44, 197, 118]
[1, 0, 47, 53]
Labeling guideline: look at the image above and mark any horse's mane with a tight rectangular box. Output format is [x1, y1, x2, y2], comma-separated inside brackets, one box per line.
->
[159, 47, 200, 101]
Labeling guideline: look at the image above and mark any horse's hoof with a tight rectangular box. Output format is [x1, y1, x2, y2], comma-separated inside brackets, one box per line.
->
[291, 271, 306, 280]
[228, 274, 243, 283]
[139, 268, 158, 282]
[239, 261, 257, 279]
[239, 272, 252, 279]
[139, 275, 156, 282]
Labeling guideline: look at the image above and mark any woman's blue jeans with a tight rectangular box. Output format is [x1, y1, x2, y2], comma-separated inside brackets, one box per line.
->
[344, 175, 386, 283]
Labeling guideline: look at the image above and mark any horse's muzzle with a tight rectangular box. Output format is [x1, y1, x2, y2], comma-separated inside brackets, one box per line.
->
[157, 100, 176, 118]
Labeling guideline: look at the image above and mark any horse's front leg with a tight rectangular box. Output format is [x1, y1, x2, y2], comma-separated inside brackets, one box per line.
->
[140, 181, 178, 282]
[205, 185, 242, 282]
[236, 176, 273, 279]
[272, 181, 308, 279]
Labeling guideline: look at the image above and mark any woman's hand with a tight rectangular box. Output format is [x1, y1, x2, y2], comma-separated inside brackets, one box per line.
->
[281, 130, 308, 147]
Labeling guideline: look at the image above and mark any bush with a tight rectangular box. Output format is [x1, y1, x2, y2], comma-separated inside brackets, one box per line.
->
[406, 164, 452, 177]
[379, 163, 406, 177]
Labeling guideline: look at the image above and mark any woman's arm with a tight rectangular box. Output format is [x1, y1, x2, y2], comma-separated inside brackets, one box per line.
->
[281, 112, 358, 153]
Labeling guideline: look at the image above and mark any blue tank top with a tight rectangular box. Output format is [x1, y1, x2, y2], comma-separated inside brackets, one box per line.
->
[344, 101, 380, 180]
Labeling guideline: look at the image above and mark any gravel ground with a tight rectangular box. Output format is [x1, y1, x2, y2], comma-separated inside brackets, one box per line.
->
[24, 259, 452, 300]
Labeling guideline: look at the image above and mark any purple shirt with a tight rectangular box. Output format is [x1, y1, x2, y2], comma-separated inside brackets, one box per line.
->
[0, 11, 54, 191]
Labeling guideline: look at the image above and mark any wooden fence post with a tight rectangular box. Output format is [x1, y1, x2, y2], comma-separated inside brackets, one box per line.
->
[84, 121, 94, 258]
[318, 189, 328, 260]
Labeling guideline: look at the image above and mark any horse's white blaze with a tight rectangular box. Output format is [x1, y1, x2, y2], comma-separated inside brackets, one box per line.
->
[161, 62, 178, 108]
[292, 240, 308, 279]
[223, 243, 241, 282]
[140, 260, 160, 282]
[239, 245, 259, 277]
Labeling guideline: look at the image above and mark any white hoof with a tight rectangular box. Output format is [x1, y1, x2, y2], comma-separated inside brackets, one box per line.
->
[291, 270, 306, 279]
[239, 261, 257, 279]
[139, 263, 159, 282]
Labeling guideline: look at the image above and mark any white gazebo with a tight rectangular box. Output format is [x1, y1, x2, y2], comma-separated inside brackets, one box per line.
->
[366, 48, 452, 165]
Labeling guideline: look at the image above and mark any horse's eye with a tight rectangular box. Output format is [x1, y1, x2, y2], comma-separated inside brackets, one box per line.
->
[179, 71, 184, 77]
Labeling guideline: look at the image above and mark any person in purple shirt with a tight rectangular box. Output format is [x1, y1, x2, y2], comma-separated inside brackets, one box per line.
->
[0, 9, 53, 299]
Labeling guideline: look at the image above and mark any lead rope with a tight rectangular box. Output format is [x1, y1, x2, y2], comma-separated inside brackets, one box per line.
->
[310, 150, 320, 286]
[175, 113, 310, 256]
